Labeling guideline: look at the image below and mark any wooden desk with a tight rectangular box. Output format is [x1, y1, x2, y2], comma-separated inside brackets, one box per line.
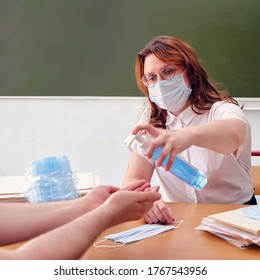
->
[82, 203, 260, 260]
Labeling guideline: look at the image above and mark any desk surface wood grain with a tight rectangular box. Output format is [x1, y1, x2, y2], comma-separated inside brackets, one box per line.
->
[2, 202, 259, 260]
[82, 203, 260, 260]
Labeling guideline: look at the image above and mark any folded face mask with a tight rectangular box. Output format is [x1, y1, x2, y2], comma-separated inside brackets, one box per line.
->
[94, 221, 183, 248]
[24, 155, 78, 202]
[240, 205, 260, 220]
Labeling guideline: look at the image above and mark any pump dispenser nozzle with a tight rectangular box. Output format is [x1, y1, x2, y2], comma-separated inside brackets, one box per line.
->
[133, 133, 152, 150]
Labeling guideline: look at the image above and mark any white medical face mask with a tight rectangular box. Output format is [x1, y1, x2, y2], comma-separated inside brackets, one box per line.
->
[148, 73, 192, 113]
[94, 222, 183, 248]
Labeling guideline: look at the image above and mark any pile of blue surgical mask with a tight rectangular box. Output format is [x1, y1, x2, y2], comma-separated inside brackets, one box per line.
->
[24, 155, 79, 203]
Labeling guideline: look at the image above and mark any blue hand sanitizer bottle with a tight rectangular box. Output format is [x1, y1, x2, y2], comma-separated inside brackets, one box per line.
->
[133, 134, 207, 191]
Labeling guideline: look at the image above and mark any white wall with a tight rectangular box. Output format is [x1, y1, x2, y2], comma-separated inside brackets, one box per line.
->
[0, 96, 260, 190]
[0, 97, 146, 187]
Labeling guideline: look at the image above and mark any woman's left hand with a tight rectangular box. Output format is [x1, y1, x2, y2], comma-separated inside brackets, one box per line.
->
[144, 199, 174, 224]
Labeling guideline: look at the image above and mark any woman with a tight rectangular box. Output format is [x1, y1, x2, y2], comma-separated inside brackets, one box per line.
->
[122, 35, 255, 224]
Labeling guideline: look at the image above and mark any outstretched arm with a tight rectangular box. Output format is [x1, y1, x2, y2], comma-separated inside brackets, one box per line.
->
[133, 118, 245, 171]
[0, 180, 150, 246]
[0, 186, 116, 246]
[0, 191, 161, 260]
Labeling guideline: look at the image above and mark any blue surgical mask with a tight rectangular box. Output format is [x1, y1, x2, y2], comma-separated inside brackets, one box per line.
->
[94, 222, 183, 248]
[24, 156, 78, 203]
[148, 73, 192, 113]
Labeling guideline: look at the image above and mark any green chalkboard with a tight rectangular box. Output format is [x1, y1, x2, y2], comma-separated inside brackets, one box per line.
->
[1, 0, 260, 97]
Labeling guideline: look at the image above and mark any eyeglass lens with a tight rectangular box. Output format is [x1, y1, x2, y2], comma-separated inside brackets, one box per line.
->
[142, 64, 176, 87]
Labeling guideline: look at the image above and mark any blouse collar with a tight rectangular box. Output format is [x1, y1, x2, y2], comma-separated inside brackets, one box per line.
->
[165, 105, 196, 128]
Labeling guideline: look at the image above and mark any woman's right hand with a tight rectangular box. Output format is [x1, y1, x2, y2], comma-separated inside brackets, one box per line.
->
[132, 123, 192, 171]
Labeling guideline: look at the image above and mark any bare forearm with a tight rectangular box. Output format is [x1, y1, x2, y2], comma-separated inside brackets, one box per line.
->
[122, 152, 153, 187]
[189, 118, 245, 154]
[0, 197, 89, 245]
[12, 208, 110, 260]
[0, 190, 161, 259]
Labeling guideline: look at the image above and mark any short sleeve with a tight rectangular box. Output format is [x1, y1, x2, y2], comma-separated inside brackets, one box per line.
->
[211, 101, 246, 123]
[124, 107, 154, 166]
[211, 101, 249, 158]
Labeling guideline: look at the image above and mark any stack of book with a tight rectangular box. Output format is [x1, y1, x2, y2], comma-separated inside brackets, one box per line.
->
[196, 205, 260, 248]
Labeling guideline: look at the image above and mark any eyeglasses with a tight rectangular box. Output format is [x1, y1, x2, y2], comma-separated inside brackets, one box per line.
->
[141, 64, 177, 88]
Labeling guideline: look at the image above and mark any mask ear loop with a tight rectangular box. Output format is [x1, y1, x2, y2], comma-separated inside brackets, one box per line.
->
[173, 220, 184, 228]
[93, 239, 126, 248]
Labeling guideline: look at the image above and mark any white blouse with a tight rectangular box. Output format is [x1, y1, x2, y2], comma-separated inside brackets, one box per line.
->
[127, 101, 254, 204]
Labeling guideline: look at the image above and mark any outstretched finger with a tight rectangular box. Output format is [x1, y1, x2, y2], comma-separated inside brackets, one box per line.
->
[135, 191, 161, 203]
[149, 185, 160, 192]
[100, 185, 119, 194]
[132, 124, 160, 137]
[121, 180, 148, 191]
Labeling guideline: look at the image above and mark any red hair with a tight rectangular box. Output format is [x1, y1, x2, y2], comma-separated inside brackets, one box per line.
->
[135, 36, 239, 128]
